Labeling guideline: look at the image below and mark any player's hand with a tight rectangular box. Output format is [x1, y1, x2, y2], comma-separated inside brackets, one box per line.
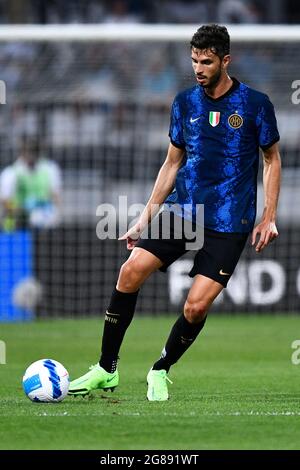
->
[251, 220, 278, 252]
[118, 223, 143, 250]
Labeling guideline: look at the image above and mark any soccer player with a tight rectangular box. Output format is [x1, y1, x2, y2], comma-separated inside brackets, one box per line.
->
[68, 24, 281, 401]
[0, 136, 62, 230]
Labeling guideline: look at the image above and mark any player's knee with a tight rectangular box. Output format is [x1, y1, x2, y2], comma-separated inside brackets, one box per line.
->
[117, 259, 144, 292]
[184, 299, 208, 323]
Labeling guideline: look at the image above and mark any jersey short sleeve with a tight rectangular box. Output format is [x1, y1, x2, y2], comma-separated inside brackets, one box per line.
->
[256, 95, 280, 150]
[46, 160, 62, 195]
[0, 166, 16, 200]
[169, 96, 185, 149]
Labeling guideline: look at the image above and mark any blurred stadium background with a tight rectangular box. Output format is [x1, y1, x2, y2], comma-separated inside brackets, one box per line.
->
[0, 0, 300, 320]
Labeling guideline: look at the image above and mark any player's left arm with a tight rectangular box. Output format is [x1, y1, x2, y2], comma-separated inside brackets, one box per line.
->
[49, 161, 62, 207]
[252, 142, 281, 252]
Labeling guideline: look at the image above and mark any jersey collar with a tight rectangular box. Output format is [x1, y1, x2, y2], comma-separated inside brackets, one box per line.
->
[202, 77, 240, 102]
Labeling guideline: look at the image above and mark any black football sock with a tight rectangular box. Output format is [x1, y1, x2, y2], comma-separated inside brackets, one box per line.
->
[152, 314, 207, 373]
[99, 287, 138, 373]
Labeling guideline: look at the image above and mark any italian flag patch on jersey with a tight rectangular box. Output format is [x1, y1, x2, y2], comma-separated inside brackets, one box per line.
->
[209, 111, 220, 127]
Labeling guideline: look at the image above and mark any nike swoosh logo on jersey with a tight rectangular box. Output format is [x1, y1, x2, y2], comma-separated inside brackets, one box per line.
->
[190, 116, 201, 123]
[219, 269, 231, 276]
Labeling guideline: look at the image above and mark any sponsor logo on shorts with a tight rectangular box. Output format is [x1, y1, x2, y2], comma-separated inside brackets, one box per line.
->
[219, 269, 231, 276]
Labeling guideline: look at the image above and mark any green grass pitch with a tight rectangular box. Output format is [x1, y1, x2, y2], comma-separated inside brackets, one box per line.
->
[0, 315, 300, 450]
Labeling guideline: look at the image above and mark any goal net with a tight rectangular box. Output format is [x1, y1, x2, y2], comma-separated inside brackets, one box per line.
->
[0, 25, 299, 318]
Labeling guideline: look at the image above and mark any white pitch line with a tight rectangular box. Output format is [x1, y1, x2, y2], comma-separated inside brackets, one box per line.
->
[32, 411, 300, 417]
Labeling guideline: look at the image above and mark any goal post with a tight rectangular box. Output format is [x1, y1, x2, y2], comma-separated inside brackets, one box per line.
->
[0, 24, 299, 42]
[0, 24, 299, 318]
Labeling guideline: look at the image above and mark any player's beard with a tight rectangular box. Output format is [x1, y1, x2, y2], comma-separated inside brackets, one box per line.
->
[199, 66, 222, 90]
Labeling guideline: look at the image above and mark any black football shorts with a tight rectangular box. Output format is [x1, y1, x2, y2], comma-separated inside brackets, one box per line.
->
[136, 211, 248, 287]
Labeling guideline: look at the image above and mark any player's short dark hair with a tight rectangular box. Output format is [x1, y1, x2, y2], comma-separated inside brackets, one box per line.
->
[190, 24, 230, 59]
[20, 135, 40, 159]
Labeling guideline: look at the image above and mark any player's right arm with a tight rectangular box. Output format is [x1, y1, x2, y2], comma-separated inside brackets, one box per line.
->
[0, 167, 17, 213]
[119, 143, 185, 249]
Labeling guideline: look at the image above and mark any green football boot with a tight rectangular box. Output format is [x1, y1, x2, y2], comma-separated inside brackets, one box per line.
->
[146, 369, 173, 401]
[68, 364, 119, 397]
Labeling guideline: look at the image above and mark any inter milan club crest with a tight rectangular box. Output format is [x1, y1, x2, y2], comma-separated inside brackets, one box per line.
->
[209, 111, 220, 127]
[228, 113, 243, 129]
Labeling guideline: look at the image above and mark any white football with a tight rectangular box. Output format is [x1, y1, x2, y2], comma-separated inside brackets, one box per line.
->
[13, 277, 43, 310]
[22, 359, 69, 402]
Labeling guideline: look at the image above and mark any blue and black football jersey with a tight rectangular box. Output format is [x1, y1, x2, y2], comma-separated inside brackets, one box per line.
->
[165, 78, 280, 233]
